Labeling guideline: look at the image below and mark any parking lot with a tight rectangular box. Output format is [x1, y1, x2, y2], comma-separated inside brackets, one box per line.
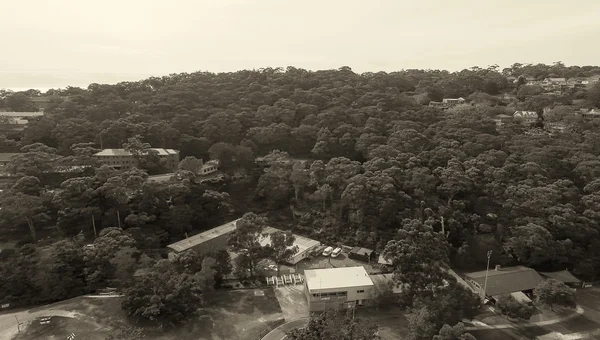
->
[255, 246, 381, 278]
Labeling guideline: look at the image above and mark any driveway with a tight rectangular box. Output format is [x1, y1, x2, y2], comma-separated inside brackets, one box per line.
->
[261, 318, 309, 340]
[273, 285, 308, 322]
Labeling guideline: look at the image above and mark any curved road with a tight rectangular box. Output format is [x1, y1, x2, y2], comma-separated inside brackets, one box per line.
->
[262, 317, 309, 340]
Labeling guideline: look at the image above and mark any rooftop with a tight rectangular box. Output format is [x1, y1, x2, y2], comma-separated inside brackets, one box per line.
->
[167, 218, 241, 252]
[147, 173, 174, 182]
[465, 266, 544, 295]
[539, 270, 581, 284]
[0, 153, 19, 162]
[305, 266, 374, 291]
[0, 111, 44, 117]
[259, 226, 320, 253]
[95, 148, 179, 157]
[349, 247, 374, 256]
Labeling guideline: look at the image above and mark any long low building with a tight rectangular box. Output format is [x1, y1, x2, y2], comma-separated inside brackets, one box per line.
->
[260, 226, 321, 264]
[464, 265, 544, 298]
[304, 266, 374, 312]
[167, 219, 241, 259]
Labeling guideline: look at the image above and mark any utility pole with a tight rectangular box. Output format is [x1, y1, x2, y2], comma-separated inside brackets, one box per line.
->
[482, 250, 492, 301]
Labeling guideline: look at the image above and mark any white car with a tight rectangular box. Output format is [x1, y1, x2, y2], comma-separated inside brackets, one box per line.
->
[322, 246, 333, 256]
[331, 247, 342, 258]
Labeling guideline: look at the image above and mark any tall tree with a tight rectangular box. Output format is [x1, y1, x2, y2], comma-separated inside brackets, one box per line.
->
[534, 279, 577, 311]
[227, 213, 269, 277]
[267, 230, 299, 276]
[286, 308, 381, 340]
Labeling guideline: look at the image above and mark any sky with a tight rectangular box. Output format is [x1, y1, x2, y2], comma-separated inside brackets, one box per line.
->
[2, 0, 600, 91]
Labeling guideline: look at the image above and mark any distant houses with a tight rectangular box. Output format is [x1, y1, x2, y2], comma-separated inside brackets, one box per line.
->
[94, 148, 180, 171]
[0, 111, 44, 132]
[428, 97, 466, 109]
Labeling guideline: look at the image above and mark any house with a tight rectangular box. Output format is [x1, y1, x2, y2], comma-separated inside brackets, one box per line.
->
[94, 148, 180, 171]
[199, 160, 219, 175]
[348, 247, 376, 263]
[147, 173, 174, 183]
[259, 226, 321, 264]
[587, 75, 600, 83]
[377, 254, 393, 268]
[545, 122, 568, 134]
[166, 218, 241, 259]
[581, 108, 600, 118]
[0, 112, 44, 132]
[539, 270, 583, 288]
[0, 111, 44, 119]
[464, 265, 544, 299]
[541, 78, 567, 91]
[0, 153, 18, 174]
[443, 97, 466, 105]
[303, 266, 374, 312]
[513, 111, 538, 124]
[428, 97, 466, 109]
[492, 114, 513, 128]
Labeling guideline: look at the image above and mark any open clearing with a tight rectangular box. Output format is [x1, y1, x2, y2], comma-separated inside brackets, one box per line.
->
[4, 289, 285, 340]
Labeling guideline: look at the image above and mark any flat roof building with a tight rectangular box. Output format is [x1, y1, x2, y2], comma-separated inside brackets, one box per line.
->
[303, 266, 374, 312]
[167, 219, 240, 259]
[94, 148, 180, 171]
[259, 226, 321, 264]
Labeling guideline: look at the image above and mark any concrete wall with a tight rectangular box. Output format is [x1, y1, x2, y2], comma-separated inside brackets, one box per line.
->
[306, 285, 373, 312]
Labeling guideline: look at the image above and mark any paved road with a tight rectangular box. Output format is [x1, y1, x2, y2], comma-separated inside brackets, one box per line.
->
[262, 318, 309, 340]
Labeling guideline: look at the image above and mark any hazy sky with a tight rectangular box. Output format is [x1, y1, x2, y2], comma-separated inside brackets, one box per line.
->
[2, 0, 600, 90]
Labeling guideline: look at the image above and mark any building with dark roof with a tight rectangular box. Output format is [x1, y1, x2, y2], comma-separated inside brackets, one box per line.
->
[167, 219, 241, 259]
[348, 247, 376, 263]
[539, 270, 582, 288]
[464, 265, 544, 297]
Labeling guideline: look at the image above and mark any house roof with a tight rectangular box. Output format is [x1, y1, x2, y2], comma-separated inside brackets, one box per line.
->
[465, 266, 544, 295]
[166, 219, 241, 252]
[378, 254, 392, 265]
[147, 173, 174, 182]
[0, 153, 19, 162]
[95, 148, 179, 157]
[514, 111, 538, 118]
[0, 111, 43, 117]
[305, 266, 374, 291]
[259, 226, 320, 254]
[349, 247, 374, 256]
[539, 270, 581, 284]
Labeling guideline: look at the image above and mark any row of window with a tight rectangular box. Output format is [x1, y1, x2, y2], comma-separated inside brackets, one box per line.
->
[310, 289, 365, 298]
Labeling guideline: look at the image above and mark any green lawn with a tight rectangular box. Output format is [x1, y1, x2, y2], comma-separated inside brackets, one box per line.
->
[11, 289, 284, 340]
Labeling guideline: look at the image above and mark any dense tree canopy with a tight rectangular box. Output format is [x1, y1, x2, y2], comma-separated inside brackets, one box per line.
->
[1, 63, 600, 336]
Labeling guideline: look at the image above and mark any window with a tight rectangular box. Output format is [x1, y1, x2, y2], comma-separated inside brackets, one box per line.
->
[357, 290, 365, 293]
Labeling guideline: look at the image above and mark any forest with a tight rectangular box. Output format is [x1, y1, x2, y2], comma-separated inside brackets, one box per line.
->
[1, 62, 600, 339]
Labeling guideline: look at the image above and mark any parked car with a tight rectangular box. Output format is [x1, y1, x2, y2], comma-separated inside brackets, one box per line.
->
[331, 247, 342, 258]
[322, 246, 333, 256]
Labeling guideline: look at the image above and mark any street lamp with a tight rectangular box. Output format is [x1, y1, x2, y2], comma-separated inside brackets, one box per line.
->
[481, 250, 492, 301]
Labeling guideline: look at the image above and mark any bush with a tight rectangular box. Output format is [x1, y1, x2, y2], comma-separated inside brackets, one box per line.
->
[496, 295, 535, 320]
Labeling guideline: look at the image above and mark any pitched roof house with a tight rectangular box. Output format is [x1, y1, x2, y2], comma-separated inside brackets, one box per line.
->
[464, 265, 544, 296]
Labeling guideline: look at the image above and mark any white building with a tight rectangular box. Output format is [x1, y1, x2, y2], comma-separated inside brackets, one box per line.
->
[260, 226, 320, 264]
[303, 266, 374, 312]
